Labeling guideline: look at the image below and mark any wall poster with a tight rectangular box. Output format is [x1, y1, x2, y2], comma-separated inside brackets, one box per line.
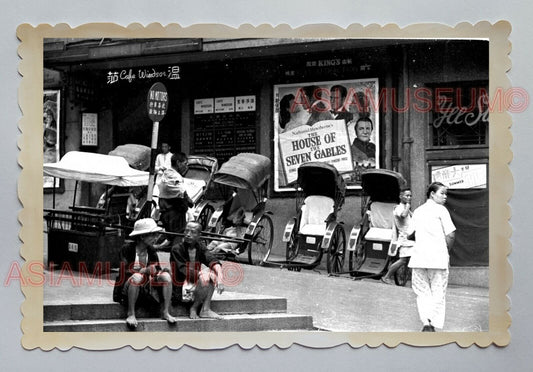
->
[273, 78, 379, 191]
[43, 89, 60, 188]
[81, 113, 98, 146]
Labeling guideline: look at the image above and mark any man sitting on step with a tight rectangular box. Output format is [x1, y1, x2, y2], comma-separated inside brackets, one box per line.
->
[170, 221, 225, 319]
[113, 218, 177, 329]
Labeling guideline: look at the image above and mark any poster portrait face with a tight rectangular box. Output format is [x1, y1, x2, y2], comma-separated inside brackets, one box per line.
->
[273, 78, 379, 191]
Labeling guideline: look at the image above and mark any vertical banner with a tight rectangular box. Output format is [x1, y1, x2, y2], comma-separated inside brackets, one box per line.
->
[273, 78, 379, 191]
[43, 89, 60, 188]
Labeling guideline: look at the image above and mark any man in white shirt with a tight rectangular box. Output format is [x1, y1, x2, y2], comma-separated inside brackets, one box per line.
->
[155, 142, 173, 174]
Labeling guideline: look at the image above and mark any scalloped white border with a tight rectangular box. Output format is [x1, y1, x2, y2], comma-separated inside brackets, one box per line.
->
[17, 21, 512, 350]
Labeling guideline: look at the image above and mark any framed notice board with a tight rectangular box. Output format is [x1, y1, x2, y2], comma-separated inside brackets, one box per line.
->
[192, 97, 257, 163]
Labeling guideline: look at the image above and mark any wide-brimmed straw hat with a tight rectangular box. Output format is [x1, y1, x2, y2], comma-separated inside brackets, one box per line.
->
[129, 218, 163, 237]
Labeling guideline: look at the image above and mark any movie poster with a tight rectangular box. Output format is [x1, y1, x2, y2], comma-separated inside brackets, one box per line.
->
[273, 78, 379, 191]
[43, 90, 60, 188]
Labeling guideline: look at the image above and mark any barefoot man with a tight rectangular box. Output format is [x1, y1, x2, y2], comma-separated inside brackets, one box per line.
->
[113, 218, 177, 329]
[170, 221, 224, 319]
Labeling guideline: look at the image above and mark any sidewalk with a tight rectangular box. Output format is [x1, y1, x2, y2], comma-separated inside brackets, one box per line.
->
[44, 255, 489, 332]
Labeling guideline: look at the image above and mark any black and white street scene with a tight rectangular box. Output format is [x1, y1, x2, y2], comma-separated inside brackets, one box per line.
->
[41, 37, 489, 333]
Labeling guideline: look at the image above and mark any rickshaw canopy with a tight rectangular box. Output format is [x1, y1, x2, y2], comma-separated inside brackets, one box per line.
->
[108, 144, 151, 171]
[187, 155, 219, 172]
[213, 153, 271, 190]
[297, 162, 346, 200]
[43, 151, 149, 187]
[361, 169, 407, 202]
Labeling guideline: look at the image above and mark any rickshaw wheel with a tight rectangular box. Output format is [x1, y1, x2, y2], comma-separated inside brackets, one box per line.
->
[197, 204, 215, 230]
[248, 215, 274, 266]
[348, 243, 366, 275]
[394, 262, 411, 286]
[327, 225, 346, 275]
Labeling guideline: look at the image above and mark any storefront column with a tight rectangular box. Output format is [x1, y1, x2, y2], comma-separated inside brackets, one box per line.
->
[384, 72, 393, 170]
[259, 84, 272, 157]
[181, 98, 190, 153]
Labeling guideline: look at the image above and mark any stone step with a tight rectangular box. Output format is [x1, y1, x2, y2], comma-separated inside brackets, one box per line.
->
[44, 292, 287, 322]
[44, 313, 315, 332]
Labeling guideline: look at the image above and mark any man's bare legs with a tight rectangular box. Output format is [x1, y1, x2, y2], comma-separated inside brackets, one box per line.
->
[189, 280, 221, 319]
[126, 272, 177, 328]
[382, 257, 408, 284]
[157, 272, 177, 324]
[126, 273, 143, 328]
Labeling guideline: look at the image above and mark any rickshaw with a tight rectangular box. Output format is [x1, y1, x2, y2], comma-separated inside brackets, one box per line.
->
[43, 150, 151, 272]
[347, 169, 410, 285]
[202, 153, 274, 265]
[267, 162, 347, 274]
[184, 155, 219, 229]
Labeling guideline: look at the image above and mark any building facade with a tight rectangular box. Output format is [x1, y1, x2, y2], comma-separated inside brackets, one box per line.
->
[43, 37, 489, 267]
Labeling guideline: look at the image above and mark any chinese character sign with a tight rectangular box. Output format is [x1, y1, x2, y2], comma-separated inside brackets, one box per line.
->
[431, 164, 487, 189]
[273, 78, 379, 190]
[147, 82, 168, 122]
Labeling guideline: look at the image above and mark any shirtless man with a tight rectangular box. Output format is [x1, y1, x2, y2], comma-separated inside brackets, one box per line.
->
[170, 221, 224, 319]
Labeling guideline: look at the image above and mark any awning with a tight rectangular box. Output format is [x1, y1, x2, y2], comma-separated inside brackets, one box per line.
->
[43, 151, 149, 187]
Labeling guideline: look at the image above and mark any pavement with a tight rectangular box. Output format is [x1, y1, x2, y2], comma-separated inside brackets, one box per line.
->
[43, 251, 489, 332]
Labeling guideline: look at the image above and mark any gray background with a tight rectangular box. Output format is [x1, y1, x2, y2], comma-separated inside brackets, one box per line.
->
[1, 1, 531, 370]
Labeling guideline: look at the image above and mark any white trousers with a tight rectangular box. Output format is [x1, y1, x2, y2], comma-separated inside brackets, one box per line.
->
[411, 268, 449, 329]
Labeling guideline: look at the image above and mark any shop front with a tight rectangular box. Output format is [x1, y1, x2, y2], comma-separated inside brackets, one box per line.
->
[43, 37, 489, 270]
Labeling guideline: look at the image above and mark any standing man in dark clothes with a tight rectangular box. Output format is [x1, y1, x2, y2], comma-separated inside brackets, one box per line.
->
[170, 221, 225, 319]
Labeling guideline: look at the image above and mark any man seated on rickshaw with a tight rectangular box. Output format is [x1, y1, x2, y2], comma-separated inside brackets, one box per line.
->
[206, 208, 251, 255]
[170, 221, 225, 319]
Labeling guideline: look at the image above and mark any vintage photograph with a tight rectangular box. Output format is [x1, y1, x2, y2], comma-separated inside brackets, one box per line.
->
[17, 23, 511, 349]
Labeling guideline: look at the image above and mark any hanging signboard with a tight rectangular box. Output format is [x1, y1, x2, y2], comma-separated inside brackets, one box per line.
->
[147, 82, 168, 122]
[431, 164, 487, 189]
[194, 98, 214, 114]
[215, 97, 235, 113]
[236, 95, 256, 112]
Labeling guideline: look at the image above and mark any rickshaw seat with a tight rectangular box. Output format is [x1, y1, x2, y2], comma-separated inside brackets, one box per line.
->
[364, 227, 393, 242]
[364, 201, 396, 242]
[368, 201, 395, 229]
[299, 195, 334, 235]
